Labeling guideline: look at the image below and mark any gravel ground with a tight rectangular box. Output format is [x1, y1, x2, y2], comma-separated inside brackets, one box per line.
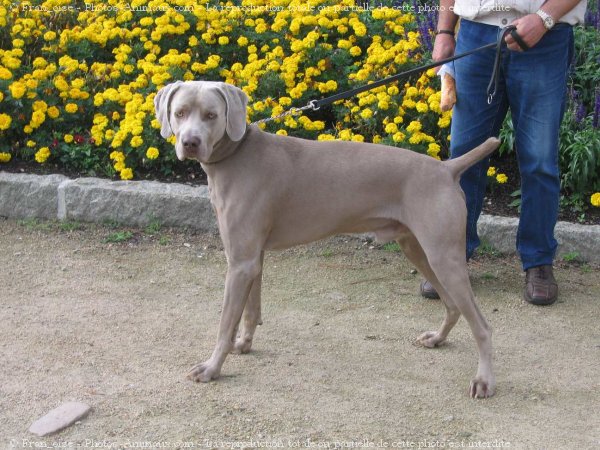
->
[1, 217, 599, 449]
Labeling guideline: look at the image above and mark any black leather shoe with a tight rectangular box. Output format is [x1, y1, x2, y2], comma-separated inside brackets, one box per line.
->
[420, 280, 440, 300]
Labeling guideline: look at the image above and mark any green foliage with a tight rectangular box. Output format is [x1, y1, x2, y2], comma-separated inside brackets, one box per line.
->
[103, 231, 134, 243]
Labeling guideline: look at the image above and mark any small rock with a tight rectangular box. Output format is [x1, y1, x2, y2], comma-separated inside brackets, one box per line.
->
[29, 402, 91, 437]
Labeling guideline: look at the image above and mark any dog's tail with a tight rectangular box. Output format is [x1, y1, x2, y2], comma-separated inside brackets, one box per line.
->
[444, 137, 501, 180]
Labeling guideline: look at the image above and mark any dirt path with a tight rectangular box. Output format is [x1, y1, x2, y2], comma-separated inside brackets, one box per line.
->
[1, 217, 599, 449]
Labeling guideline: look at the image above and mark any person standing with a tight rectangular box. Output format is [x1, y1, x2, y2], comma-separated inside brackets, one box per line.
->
[421, 0, 588, 305]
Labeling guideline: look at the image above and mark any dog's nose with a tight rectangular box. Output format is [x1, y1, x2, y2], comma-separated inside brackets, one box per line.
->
[182, 136, 201, 150]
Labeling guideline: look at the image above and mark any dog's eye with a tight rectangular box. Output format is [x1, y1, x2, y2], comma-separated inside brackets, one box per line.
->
[174, 110, 185, 118]
[206, 112, 217, 120]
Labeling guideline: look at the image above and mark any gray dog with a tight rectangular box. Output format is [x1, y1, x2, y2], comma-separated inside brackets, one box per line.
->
[154, 80, 500, 398]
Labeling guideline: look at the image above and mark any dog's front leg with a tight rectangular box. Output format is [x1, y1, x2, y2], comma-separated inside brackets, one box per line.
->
[188, 257, 262, 382]
[233, 251, 264, 354]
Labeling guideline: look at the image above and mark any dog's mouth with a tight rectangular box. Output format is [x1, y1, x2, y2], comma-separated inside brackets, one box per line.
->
[176, 136, 211, 163]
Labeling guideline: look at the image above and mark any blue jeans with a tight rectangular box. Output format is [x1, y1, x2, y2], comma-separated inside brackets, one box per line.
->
[450, 19, 574, 270]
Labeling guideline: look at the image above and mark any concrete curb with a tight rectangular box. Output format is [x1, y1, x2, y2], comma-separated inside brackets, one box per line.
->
[2, 171, 599, 263]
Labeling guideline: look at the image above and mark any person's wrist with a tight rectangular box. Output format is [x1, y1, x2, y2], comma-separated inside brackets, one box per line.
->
[535, 9, 555, 30]
[436, 29, 455, 37]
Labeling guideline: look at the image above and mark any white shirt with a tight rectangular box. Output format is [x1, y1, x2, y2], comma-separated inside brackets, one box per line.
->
[452, 0, 588, 26]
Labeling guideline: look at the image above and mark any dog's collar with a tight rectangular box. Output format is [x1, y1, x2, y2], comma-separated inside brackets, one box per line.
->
[202, 125, 253, 165]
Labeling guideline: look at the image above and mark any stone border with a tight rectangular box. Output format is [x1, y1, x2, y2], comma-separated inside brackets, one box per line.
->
[2, 171, 599, 263]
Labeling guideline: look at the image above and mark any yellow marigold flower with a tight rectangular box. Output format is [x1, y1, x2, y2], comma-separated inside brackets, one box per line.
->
[30, 110, 45, 128]
[32, 101, 47, 112]
[318, 134, 336, 141]
[385, 122, 398, 134]
[416, 101, 429, 113]
[350, 46, 362, 57]
[325, 80, 337, 91]
[591, 193, 600, 207]
[392, 132, 406, 143]
[218, 36, 229, 45]
[0, 152, 11, 163]
[487, 167, 497, 177]
[378, 99, 390, 110]
[94, 94, 104, 107]
[146, 147, 159, 160]
[402, 99, 416, 109]
[352, 134, 365, 142]
[337, 39, 352, 50]
[9, 82, 26, 99]
[25, 79, 38, 90]
[0, 113, 11, 130]
[428, 143, 441, 156]
[388, 86, 399, 96]
[405, 86, 418, 98]
[47, 106, 60, 119]
[54, 76, 69, 92]
[360, 108, 373, 120]
[130, 136, 143, 147]
[64, 134, 74, 144]
[237, 36, 249, 47]
[0, 67, 13, 80]
[65, 103, 78, 114]
[140, 17, 154, 27]
[113, 161, 126, 172]
[496, 174, 508, 184]
[27, 140, 36, 148]
[276, 129, 288, 136]
[110, 151, 126, 163]
[43, 31, 56, 41]
[438, 115, 451, 128]
[409, 132, 425, 145]
[34, 147, 51, 164]
[338, 129, 352, 141]
[120, 168, 133, 180]
[406, 120, 422, 133]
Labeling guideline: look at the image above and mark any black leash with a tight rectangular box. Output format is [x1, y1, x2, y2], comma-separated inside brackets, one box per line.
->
[309, 25, 516, 111]
[252, 26, 516, 125]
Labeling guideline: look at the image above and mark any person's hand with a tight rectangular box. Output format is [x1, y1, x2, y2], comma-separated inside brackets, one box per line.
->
[505, 14, 548, 52]
[432, 34, 456, 73]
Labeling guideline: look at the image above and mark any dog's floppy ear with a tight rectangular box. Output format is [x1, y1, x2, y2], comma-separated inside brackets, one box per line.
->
[216, 83, 248, 142]
[154, 81, 183, 139]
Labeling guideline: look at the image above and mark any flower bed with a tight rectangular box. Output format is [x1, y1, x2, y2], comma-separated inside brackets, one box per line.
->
[0, 0, 598, 211]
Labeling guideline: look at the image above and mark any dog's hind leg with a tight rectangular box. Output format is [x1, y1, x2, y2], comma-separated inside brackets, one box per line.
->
[396, 231, 461, 348]
[422, 247, 495, 399]
[233, 251, 264, 354]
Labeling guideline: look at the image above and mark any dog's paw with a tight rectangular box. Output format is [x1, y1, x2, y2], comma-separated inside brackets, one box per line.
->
[416, 331, 445, 348]
[469, 376, 496, 399]
[232, 338, 253, 355]
[187, 361, 221, 383]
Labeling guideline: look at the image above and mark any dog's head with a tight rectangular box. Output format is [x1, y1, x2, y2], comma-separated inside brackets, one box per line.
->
[154, 81, 248, 163]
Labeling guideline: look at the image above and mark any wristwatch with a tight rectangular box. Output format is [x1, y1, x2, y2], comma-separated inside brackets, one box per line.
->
[536, 9, 555, 30]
